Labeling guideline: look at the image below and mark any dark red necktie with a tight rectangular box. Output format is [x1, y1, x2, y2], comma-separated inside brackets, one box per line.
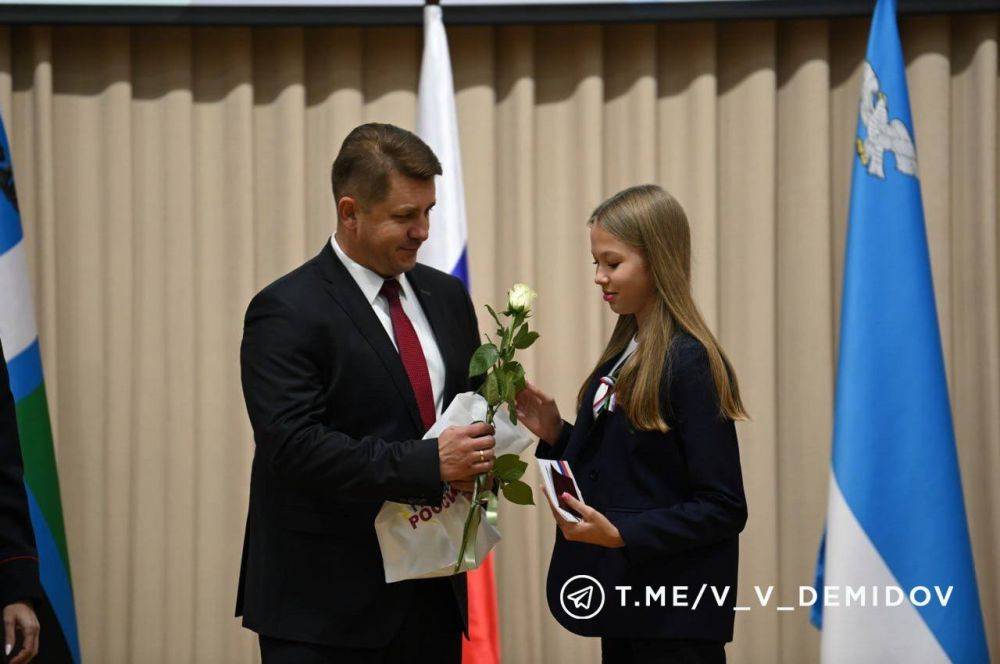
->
[380, 279, 437, 431]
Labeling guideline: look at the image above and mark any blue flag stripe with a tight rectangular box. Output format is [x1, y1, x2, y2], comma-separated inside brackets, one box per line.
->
[450, 247, 469, 288]
[0, 197, 22, 255]
[7, 337, 44, 402]
[26, 485, 81, 664]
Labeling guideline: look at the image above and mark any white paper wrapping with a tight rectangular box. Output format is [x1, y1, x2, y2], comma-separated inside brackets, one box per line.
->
[375, 392, 534, 582]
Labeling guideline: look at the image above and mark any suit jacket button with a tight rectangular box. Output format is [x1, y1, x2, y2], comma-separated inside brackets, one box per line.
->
[589, 470, 599, 481]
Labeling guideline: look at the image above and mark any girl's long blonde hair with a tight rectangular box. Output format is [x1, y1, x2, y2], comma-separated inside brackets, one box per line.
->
[577, 184, 747, 432]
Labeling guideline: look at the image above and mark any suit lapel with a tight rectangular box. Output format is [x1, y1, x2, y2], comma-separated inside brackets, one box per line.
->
[316, 243, 424, 433]
[407, 267, 463, 406]
[564, 357, 618, 462]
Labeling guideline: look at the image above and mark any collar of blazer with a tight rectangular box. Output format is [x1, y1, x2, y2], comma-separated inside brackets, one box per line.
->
[565, 354, 622, 462]
[315, 242, 459, 436]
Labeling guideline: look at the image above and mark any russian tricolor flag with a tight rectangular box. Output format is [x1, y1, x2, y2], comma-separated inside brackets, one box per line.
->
[417, 6, 499, 664]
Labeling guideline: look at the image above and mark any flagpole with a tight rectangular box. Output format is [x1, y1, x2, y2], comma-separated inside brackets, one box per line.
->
[416, 5, 498, 664]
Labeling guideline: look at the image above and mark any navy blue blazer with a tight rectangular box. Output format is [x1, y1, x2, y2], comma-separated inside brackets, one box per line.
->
[537, 333, 747, 642]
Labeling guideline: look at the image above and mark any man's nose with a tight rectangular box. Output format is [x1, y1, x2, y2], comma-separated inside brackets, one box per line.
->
[411, 216, 430, 242]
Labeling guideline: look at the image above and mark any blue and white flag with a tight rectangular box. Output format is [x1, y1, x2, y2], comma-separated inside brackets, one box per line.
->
[1, 109, 81, 662]
[811, 1, 989, 662]
[416, 3, 469, 286]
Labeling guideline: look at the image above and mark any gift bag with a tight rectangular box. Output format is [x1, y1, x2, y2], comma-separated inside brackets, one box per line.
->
[375, 392, 533, 583]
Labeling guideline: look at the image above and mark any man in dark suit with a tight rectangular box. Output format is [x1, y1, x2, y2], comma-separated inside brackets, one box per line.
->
[1, 338, 42, 664]
[237, 123, 495, 664]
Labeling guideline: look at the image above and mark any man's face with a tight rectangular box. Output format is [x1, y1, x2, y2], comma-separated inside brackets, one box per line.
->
[340, 171, 436, 278]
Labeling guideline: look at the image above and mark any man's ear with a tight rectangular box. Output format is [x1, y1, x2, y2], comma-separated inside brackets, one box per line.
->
[338, 196, 359, 231]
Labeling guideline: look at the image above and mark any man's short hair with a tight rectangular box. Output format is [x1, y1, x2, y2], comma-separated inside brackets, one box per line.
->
[331, 123, 442, 215]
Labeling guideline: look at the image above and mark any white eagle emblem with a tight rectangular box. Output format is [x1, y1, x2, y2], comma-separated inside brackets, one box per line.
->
[856, 61, 918, 179]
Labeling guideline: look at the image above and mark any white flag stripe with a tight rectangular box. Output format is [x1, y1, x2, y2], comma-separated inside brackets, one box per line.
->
[0, 241, 39, 361]
[821, 474, 950, 664]
[416, 4, 468, 276]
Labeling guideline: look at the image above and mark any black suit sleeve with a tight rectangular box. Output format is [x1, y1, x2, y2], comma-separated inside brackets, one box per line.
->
[240, 291, 442, 502]
[460, 284, 485, 395]
[0, 338, 43, 608]
[616, 342, 748, 564]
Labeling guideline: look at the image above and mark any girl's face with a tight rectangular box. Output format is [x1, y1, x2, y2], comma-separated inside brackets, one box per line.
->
[590, 223, 657, 324]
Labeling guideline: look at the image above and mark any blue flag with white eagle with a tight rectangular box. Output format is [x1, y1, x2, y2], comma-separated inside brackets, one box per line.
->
[811, 1, 989, 662]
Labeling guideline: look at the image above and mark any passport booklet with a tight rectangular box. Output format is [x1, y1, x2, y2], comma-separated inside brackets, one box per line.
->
[537, 459, 585, 523]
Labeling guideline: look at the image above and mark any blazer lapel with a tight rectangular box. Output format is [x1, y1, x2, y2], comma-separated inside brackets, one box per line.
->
[407, 267, 464, 406]
[564, 356, 618, 462]
[316, 243, 424, 433]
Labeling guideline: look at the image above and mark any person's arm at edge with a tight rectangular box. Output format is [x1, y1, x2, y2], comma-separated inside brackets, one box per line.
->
[0, 338, 43, 610]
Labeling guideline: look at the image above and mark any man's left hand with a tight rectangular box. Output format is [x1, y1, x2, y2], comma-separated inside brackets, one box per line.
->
[3, 601, 39, 664]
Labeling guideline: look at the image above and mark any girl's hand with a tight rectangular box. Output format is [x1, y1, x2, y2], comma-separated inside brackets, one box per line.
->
[541, 485, 625, 549]
[515, 381, 563, 443]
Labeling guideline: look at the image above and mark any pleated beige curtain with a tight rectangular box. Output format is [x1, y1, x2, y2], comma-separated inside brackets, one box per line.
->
[0, 16, 997, 664]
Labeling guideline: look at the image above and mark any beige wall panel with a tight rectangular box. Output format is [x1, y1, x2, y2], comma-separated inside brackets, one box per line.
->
[533, 22, 605, 664]
[363, 27, 418, 130]
[717, 20, 778, 664]
[47, 26, 134, 663]
[304, 27, 364, 248]
[949, 16, 1000, 661]
[657, 22, 719, 330]
[827, 18, 868, 348]
[0, 16, 997, 664]
[775, 19, 832, 664]
[191, 26, 260, 664]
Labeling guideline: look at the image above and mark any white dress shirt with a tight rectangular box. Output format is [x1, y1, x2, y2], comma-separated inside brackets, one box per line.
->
[330, 234, 446, 418]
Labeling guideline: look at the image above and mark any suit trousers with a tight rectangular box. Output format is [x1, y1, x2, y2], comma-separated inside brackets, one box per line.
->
[601, 638, 726, 664]
[258, 578, 462, 664]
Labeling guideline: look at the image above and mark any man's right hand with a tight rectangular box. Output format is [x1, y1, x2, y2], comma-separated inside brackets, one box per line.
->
[438, 422, 495, 482]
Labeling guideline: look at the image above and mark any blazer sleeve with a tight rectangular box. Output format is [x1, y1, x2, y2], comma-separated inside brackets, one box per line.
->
[460, 284, 486, 395]
[0, 338, 43, 608]
[534, 421, 574, 460]
[616, 342, 748, 565]
[240, 290, 442, 503]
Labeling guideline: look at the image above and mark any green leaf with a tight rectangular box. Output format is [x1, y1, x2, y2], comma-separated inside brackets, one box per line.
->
[484, 304, 504, 329]
[493, 454, 528, 482]
[513, 327, 540, 350]
[501, 479, 534, 506]
[507, 361, 527, 391]
[483, 372, 501, 404]
[469, 343, 500, 378]
[498, 368, 516, 402]
[507, 400, 518, 426]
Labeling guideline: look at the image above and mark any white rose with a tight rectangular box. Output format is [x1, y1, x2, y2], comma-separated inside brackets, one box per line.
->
[507, 283, 537, 313]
